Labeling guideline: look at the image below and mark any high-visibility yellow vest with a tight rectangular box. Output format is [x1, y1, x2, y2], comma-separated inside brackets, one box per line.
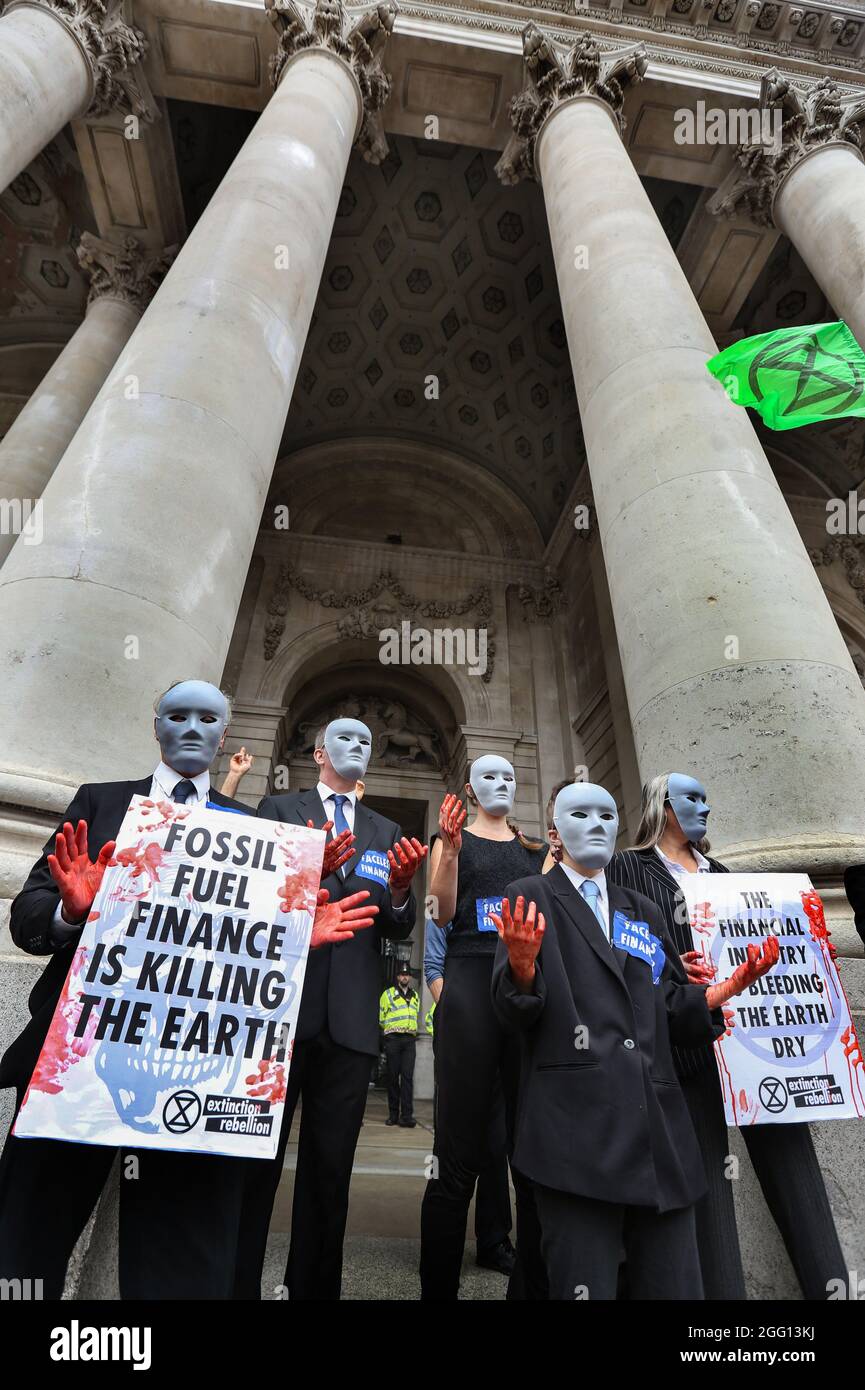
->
[425, 1000, 436, 1035]
[379, 986, 420, 1035]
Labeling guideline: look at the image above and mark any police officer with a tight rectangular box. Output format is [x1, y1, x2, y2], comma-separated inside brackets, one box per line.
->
[380, 965, 420, 1127]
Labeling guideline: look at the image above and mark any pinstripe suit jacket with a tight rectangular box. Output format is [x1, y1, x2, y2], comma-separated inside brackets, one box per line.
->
[607, 847, 728, 1080]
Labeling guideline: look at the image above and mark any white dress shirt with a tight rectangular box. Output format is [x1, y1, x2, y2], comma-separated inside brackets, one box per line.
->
[561, 864, 611, 941]
[52, 762, 213, 939]
[654, 844, 711, 878]
[317, 780, 358, 832]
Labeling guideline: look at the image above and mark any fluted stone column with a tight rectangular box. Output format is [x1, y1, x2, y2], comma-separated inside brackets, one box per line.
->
[709, 72, 865, 348]
[0, 234, 175, 568]
[496, 27, 865, 872]
[0, 0, 149, 194]
[0, 0, 395, 894]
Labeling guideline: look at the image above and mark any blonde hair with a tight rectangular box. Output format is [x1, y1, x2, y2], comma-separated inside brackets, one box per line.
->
[631, 773, 711, 854]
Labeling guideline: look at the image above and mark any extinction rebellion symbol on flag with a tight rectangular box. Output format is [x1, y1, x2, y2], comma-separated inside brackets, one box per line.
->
[748, 331, 864, 421]
[706, 320, 865, 431]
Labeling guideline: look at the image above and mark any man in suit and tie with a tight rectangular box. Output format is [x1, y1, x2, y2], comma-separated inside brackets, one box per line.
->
[0, 680, 374, 1300]
[490, 781, 778, 1299]
[233, 716, 428, 1301]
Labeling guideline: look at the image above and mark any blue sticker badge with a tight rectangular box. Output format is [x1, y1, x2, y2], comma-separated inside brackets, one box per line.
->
[476, 896, 503, 932]
[612, 910, 666, 985]
[356, 849, 390, 886]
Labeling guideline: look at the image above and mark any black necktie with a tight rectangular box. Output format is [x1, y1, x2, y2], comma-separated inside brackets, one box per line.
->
[172, 779, 197, 805]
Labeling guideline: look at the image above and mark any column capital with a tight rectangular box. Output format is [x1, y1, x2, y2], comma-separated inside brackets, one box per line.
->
[76, 232, 176, 312]
[495, 25, 647, 187]
[708, 70, 865, 227]
[266, 0, 396, 165]
[1, 0, 153, 121]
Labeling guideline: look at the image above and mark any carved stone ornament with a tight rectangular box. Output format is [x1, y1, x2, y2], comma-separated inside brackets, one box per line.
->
[289, 695, 446, 771]
[2, 0, 153, 120]
[708, 69, 865, 227]
[266, 0, 396, 165]
[76, 231, 177, 311]
[264, 564, 497, 680]
[517, 569, 565, 623]
[810, 536, 865, 608]
[495, 26, 648, 186]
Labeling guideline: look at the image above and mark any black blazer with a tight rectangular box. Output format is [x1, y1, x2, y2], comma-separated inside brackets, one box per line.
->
[258, 789, 415, 1057]
[607, 847, 728, 1080]
[1, 777, 249, 1093]
[492, 866, 724, 1212]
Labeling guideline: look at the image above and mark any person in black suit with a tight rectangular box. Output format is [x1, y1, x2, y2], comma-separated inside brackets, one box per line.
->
[0, 680, 372, 1301]
[843, 863, 865, 951]
[491, 780, 777, 1300]
[233, 716, 428, 1301]
[607, 772, 848, 1300]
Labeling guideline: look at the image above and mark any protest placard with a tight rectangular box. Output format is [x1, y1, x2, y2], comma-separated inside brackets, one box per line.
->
[13, 796, 325, 1159]
[679, 873, 864, 1126]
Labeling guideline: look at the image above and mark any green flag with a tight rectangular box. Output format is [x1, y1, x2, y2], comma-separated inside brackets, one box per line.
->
[706, 320, 865, 430]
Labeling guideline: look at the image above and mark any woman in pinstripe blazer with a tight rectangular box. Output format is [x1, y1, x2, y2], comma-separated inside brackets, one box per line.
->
[606, 773, 846, 1301]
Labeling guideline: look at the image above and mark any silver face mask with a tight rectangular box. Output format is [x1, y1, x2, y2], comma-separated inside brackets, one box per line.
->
[553, 783, 619, 870]
[469, 755, 516, 818]
[666, 773, 710, 844]
[154, 680, 229, 777]
[323, 718, 372, 779]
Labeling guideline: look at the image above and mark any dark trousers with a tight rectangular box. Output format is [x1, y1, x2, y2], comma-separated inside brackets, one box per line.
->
[233, 1028, 373, 1301]
[420, 955, 546, 1300]
[680, 1062, 847, 1300]
[534, 1184, 703, 1301]
[0, 1090, 243, 1299]
[475, 1088, 512, 1252]
[383, 1033, 416, 1120]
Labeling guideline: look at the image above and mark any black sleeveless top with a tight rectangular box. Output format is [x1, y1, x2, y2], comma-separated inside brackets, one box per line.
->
[446, 829, 547, 959]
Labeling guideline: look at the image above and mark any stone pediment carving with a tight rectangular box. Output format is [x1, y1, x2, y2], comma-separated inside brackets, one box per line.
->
[289, 694, 446, 771]
[264, 564, 497, 681]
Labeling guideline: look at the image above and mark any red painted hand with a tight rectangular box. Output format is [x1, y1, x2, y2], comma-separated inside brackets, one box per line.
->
[47, 820, 116, 925]
[706, 936, 780, 1010]
[387, 837, 429, 893]
[681, 949, 716, 985]
[438, 794, 467, 852]
[308, 818, 356, 878]
[490, 895, 545, 988]
[310, 888, 378, 949]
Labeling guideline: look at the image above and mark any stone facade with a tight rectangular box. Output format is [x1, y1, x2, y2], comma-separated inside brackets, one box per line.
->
[1, 0, 865, 1299]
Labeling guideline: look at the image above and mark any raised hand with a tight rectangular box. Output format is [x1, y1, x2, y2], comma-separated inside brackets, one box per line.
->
[230, 747, 253, 777]
[438, 794, 467, 853]
[387, 837, 429, 894]
[706, 936, 780, 1010]
[681, 949, 716, 985]
[47, 820, 116, 925]
[310, 888, 379, 949]
[490, 895, 545, 988]
[307, 818, 355, 878]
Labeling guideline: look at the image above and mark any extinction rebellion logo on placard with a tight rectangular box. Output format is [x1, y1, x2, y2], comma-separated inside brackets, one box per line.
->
[203, 1095, 275, 1137]
[787, 1074, 845, 1110]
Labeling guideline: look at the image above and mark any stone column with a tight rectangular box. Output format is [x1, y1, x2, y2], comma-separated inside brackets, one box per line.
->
[496, 26, 865, 871]
[709, 71, 865, 348]
[0, 234, 175, 568]
[0, 0, 396, 890]
[0, 0, 149, 194]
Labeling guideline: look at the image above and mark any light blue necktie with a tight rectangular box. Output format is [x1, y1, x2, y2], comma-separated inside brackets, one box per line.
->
[331, 794, 351, 877]
[579, 879, 607, 940]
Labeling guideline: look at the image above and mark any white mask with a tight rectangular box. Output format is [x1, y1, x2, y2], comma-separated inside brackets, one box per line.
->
[554, 782, 619, 870]
[469, 755, 516, 817]
[323, 718, 372, 779]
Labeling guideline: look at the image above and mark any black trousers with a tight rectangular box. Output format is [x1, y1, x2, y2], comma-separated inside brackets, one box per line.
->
[420, 955, 546, 1300]
[0, 1089, 243, 1299]
[680, 1062, 847, 1300]
[383, 1033, 416, 1120]
[534, 1184, 703, 1301]
[474, 1086, 512, 1252]
[233, 1028, 373, 1300]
